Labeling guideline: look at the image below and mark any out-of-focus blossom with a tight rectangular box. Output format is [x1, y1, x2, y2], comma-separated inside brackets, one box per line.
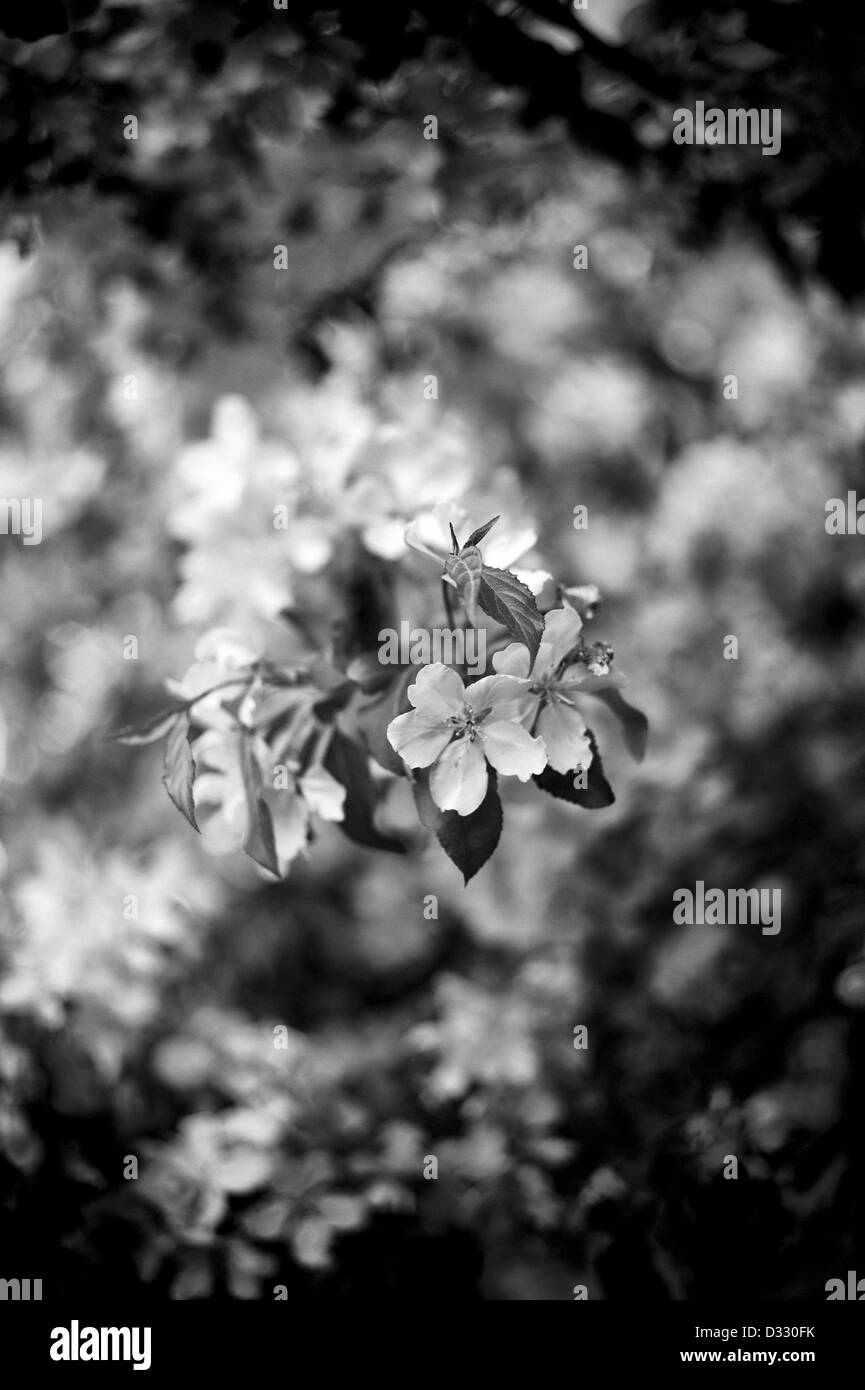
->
[241, 1151, 370, 1270]
[409, 974, 540, 1099]
[193, 726, 345, 869]
[140, 1106, 287, 1245]
[0, 829, 216, 1046]
[166, 628, 258, 730]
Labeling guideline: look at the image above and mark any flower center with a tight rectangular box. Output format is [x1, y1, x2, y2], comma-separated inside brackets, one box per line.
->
[531, 675, 578, 710]
[446, 701, 490, 741]
[531, 671, 562, 703]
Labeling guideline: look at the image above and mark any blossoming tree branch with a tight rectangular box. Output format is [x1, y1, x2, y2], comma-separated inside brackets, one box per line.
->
[116, 512, 647, 882]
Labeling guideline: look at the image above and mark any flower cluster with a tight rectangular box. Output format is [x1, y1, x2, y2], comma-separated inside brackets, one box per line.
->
[121, 514, 646, 881]
[387, 603, 614, 816]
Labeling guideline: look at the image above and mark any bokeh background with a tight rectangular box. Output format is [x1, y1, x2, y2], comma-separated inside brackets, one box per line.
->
[1, 0, 865, 1300]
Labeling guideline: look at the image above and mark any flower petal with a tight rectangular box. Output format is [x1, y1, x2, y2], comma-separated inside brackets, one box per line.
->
[404, 504, 466, 562]
[533, 605, 583, 679]
[463, 672, 531, 719]
[271, 794, 310, 867]
[387, 710, 454, 768]
[429, 735, 489, 815]
[513, 567, 552, 597]
[491, 643, 532, 679]
[480, 526, 537, 570]
[362, 517, 411, 560]
[299, 766, 346, 822]
[402, 520, 445, 564]
[537, 701, 594, 774]
[192, 771, 230, 808]
[405, 662, 467, 718]
[479, 720, 547, 780]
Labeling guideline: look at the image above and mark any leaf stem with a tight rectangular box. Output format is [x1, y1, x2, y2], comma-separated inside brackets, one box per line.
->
[183, 661, 310, 712]
[184, 677, 254, 709]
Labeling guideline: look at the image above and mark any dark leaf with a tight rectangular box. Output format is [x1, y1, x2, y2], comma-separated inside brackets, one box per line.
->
[413, 768, 502, 883]
[477, 566, 544, 665]
[162, 712, 199, 831]
[464, 515, 500, 548]
[312, 679, 358, 719]
[533, 729, 614, 808]
[324, 728, 405, 852]
[444, 544, 483, 619]
[239, 733, 281, 875]
[448, 522, 460, 554]
[328, 548, 396, 664]
[583, 687, 648, 762]
[113, 705, 185, 746]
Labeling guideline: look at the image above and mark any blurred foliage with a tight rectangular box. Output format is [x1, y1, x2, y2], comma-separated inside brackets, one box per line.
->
[4, 0, 865, 311]
[1, 0, 865, 1300]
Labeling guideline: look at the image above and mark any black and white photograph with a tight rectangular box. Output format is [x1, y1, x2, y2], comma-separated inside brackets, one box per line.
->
[0, 0, 864, 1358]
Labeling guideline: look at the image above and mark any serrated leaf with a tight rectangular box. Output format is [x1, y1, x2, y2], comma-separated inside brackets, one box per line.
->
[444, 544, 483, 620]
[162, 713, 199, 831]
[113, 705, 186, 746]
[477, 566, 544, 665]
[239, 733, 281, 876]
[582, 687, 648, 762]
[464, 515, 500, 548]
[413, 767, 502, 883]
[323, 729, 405, 852]
[533, 730, 614, 808]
